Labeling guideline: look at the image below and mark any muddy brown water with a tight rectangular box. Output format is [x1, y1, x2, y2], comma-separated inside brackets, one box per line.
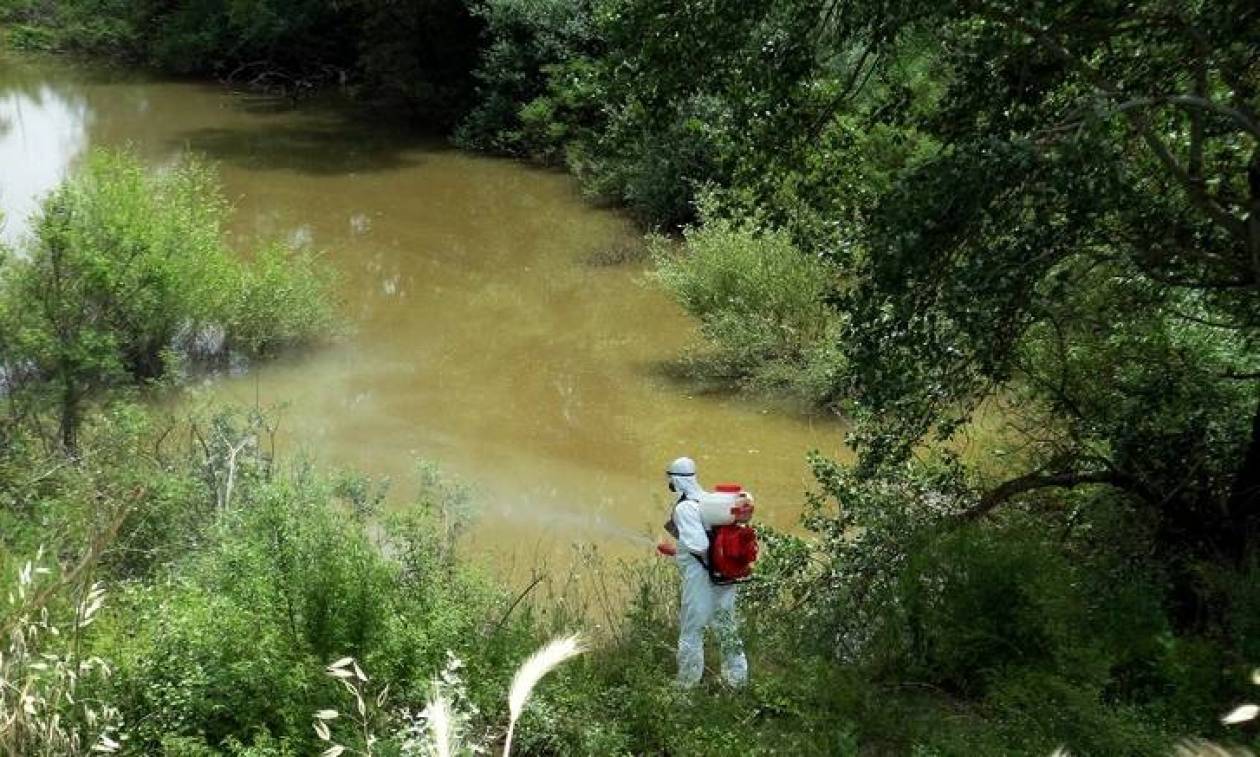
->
[0, 54, 849, 583]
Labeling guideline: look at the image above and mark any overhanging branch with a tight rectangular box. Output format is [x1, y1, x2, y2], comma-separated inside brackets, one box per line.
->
[1111, 95, 1260, 141]
[959, 468, 1144, 522]
[970, 2, 1251, 244]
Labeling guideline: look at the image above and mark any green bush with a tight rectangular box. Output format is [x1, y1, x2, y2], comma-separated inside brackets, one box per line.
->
[455, 0, 601, 156]
[61, 427, 542, 753]
[0, 149, 336, 449]
[891, 525, 1104, 695]
[0, 0, 145, 56]
[652, 209, 844, 404]
[140, 0, 362, 81]
[5, 395, 1256, 755]
[988, 670, 1166, 756]
[3, 22, 57, 51]
[14, 149, 236, 379]
[226, 242, 337, 358]
[49, 0, 145, 57]
[100, 582, 312, 751]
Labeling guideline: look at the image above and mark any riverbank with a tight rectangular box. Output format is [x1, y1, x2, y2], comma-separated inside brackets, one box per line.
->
[0, 1, 480, 125]
[6, 2, 1260, 753]
[7, 394, 1252, 755]
[0, 405, 969, 755]
[0, 51, 844, 583]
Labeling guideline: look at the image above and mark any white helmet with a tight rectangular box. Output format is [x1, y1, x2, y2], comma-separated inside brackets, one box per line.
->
[666, 456, 697, 477]
[666, 456, 703, 501]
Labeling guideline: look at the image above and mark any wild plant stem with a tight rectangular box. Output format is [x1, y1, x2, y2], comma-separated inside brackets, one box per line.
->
[503, 722, 517, 757]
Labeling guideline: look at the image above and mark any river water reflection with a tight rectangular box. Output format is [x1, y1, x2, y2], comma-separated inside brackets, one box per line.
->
[0, 54, 847, 581]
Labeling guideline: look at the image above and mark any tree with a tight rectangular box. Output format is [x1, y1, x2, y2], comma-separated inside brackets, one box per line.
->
[825, 0, 1259, 612]
[351, 0, 483, 125]
[2, 152, 227, 451]
[0, 150, 334, 454]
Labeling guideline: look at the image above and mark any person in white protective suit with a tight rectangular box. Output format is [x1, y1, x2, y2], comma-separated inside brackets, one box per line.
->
[662, 456, 748, 688]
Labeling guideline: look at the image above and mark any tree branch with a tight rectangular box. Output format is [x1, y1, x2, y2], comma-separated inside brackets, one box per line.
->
[0, 497, 132, 639]
[971, 2, 1251, 243]
[1110, 95, 1260, 142]
[959, 469, 1142, 522]
[1138, 267, 1254, 290]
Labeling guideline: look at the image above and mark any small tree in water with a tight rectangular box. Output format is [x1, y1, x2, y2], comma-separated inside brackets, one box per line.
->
[0, 148, 335, 454]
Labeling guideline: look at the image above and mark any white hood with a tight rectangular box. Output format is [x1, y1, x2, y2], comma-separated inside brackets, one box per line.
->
[667, 456, 703, 501]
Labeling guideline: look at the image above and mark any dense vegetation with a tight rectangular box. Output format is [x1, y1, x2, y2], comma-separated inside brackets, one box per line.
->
[3, 0, 1260, 754]
[0, 150, 334, 452]
[0, 0, 481, 125]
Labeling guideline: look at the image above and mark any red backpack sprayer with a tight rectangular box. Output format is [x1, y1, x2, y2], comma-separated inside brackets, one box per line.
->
[659, 483, 759, 584]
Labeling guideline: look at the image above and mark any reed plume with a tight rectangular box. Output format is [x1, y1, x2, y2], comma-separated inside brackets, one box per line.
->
[423, 689, 454, 757]
[503, 633, 586, 756]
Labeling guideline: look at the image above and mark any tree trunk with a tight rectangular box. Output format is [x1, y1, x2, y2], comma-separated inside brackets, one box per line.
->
[1226, 394, 1260, 563]
[59, 379, 78, 456]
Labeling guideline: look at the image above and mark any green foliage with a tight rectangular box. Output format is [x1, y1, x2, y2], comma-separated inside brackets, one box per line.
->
[6, 409, 515, 753]
[0, 555, 122, 756]
[6, 1, 1260, 753]
[455, 0, 601, 157]
[25, 149, 233, 375]
[0, 0, 147, 56]
[893, 525, 1113, 695]
[6, 397, 1260, 754]
[349, 0, 482, 125]
[986, 670, 1166, 757]
[0, 149, 335, 450]
[783, 451, 1260, 752]
[572, 0, 822, 226]
[458, 5, 1259, 745]
[46, 0, 145, 56]
[2, 22, 56, 51]
[1, 0, 482, 120]
[652, 209, 844, 403]
[147, 0, 357, 76]
[456, 0, 940, 232]
[458, 0, 1260, 656]
[225, 242, 336, 359]
[821, 1, 1260, 620]
[103, 582, 311, 750]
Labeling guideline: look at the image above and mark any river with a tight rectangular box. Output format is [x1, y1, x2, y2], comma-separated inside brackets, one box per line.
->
[0, 54, 847, 583]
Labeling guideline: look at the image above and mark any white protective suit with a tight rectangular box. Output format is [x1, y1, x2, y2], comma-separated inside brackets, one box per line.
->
[666, 457, 748, 688]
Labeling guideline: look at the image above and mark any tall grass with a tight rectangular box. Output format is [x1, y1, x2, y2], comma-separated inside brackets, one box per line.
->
[503, 634, 585, 755]
[0, 550, 121, 756]
[313, 634, 586, 756]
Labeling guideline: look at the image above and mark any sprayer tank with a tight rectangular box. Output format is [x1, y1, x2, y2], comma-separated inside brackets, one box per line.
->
[699, 483, 754, 528]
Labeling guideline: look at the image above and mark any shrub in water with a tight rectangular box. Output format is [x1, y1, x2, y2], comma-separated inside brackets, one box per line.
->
[651, 207, 843, 404]
[0, 149, 336, 451]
